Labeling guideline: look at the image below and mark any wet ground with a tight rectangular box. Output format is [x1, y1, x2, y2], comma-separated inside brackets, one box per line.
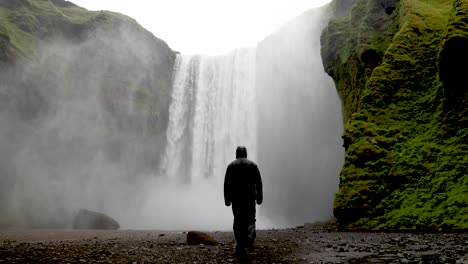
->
[0, 226, 467, 263]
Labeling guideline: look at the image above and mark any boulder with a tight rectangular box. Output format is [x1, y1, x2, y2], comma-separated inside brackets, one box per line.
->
[186, 231, 217, 245]
[72, 209, 120, 230]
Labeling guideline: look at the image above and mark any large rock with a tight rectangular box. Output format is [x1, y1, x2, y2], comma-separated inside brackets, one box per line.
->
[0, 0, 176, 228]
[186, 231, 217, 245]
[321, 0, 468, 230]
[72, 209, 120, 230]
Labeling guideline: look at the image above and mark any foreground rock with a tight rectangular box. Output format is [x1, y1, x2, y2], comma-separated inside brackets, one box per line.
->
[72, 209, 120, 230]
[186, 231, 218, 245]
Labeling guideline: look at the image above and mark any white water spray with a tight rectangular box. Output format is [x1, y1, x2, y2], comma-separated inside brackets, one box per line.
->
[149, 49, 263, 230]
[157, 7, 343, 229]
[0, 5, 342, 231]
[162, 49, 257, 182]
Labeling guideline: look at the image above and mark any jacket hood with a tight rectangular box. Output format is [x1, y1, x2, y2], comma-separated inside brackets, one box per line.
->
[236, 146, 247, 159]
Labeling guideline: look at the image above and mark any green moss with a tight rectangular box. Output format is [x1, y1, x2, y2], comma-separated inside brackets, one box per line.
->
[0, 0, 137, 61]
[322, 0, 468, 230]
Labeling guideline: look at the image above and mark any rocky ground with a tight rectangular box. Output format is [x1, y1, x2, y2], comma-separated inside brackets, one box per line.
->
[0, 226, 467, 263]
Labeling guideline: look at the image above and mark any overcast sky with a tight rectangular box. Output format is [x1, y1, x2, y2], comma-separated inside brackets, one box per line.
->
[71, 0, 332, 55]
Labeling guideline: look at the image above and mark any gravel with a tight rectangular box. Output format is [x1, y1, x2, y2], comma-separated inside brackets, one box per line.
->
[0, 227, 467, 263]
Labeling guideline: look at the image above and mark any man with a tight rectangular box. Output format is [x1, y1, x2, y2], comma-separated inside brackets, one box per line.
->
[224, 146, 263, 255]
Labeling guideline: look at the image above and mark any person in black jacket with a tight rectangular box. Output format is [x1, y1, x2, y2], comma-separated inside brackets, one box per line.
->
[224, 146, 263, 255]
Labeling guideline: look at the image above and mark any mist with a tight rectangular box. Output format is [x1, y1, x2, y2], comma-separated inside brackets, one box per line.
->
[0, 23, 175, 229]
[256, 8, 344, 227]
[0, 6, 343, 230]
[154, 6, 344, 229]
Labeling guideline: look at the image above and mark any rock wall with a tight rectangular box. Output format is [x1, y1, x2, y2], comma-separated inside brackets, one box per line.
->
[0, 0, 175, 228]
[321, 0, 468, 230]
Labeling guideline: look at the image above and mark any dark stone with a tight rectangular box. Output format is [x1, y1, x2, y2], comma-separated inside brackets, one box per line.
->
[72, 209, 120, 230]
[186, 231, 217, 245]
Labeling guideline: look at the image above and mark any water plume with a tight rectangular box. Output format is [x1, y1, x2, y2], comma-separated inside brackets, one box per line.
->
[158, 7, 344, 228]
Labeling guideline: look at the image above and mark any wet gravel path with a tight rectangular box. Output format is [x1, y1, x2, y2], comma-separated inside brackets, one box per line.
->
[0, 227, 467, 263]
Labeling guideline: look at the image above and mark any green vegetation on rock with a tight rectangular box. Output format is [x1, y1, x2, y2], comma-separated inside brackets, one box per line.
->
[0, 0, 134, 60]
[0, 2, 176, 226]
[322, 0, 468, 230]
[0, 0, 175, 128]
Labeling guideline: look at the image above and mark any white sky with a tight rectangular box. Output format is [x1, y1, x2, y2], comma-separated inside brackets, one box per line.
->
[71, 0, 332, 55]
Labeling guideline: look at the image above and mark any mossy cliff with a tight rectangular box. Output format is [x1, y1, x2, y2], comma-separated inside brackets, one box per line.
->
[0, 0, 176, 228]
[0, 0, 133, 59]
[321, 0, 468, 230]
[0, 0, 175, 164]
[0, 0, 175, 121]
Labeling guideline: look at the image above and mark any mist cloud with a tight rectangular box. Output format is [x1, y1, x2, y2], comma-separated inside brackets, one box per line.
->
[0, 5, 342, 230]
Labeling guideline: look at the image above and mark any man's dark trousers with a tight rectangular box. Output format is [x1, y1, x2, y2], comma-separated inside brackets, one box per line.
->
[232, 200, 256, 251]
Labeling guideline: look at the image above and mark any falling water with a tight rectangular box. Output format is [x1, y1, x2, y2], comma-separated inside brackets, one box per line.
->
[162, 49, 257, 182]
[0, 5, 342, 230]
[159, 7, 344, 229]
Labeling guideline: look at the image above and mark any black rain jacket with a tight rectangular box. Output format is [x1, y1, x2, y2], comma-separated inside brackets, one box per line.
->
[224, 156, 263, 207]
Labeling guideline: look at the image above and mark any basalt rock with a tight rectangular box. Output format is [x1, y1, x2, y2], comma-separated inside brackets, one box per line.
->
[0, 0, 175, 228]
[322, 0, 468, 230]
[72, 209, 120, 230]
[186, 231, 218, 245]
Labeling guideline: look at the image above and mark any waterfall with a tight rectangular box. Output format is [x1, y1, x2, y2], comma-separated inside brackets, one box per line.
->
[0, 4, 342, 230]
[158, 7, 343, 229]
[162, 49, 257, 182]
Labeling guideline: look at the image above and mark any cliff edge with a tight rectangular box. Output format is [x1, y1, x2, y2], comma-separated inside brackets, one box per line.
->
[0, 0, 176, 228]
[321, 0, 468, 230]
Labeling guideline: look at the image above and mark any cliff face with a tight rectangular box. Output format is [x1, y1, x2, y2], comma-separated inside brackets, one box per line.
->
[0, 0, 175, 228]
[0, 0, 175, 132]
[322, 0, 468, 230]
